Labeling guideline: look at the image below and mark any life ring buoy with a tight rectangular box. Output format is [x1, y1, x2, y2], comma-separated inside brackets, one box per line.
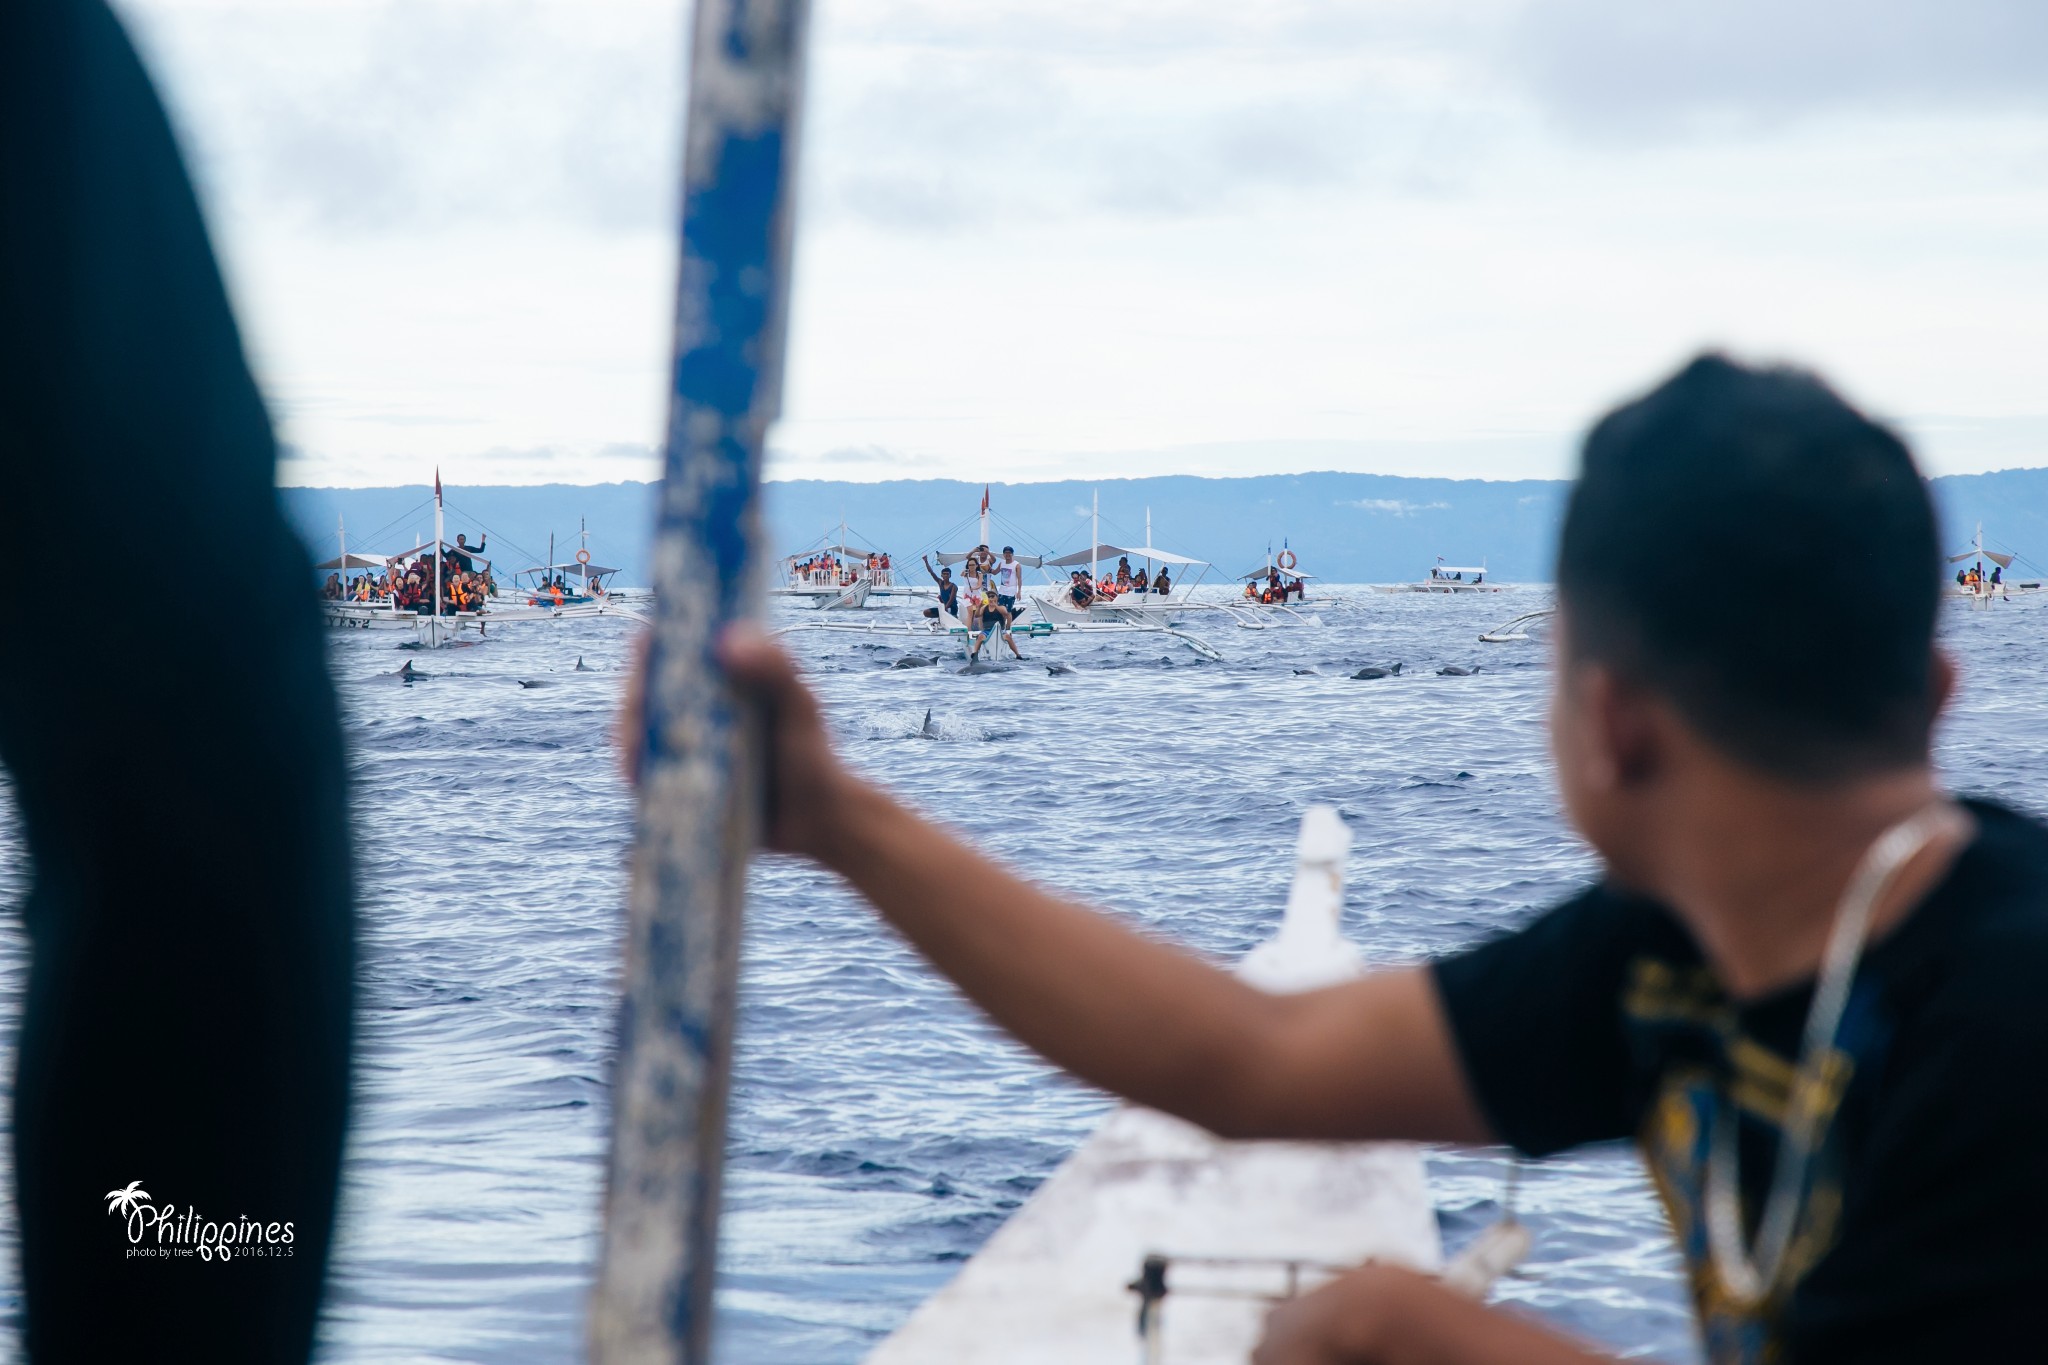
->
[576, 548, 592, 565]
[1276, 549, 1297, 570]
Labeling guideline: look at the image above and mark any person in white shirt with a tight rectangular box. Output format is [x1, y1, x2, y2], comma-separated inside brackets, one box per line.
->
[994, 547, 1025, 620]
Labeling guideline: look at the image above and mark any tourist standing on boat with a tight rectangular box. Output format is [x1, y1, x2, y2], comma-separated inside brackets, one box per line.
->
[920, 555, 960, 622]
[699, 356, 2048, 1365]
[448, 531, 483, 576]
[995, 546, 1025, 624]
[1153, 566, 1172, 595]
[2, 4, 353, 1357]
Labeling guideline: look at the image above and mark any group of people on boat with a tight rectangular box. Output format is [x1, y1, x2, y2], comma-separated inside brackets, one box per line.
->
[1956, 563, 2003, 591]
[922, 546, 1028, 660]
[1428, 566, 1482, 583]
[320, 534, 494, 616]
[528, 573, 595, 607]
[1245, 568, 1306, 603]
[1066, 556, 1172, 608]
[793, 550, 893, 587]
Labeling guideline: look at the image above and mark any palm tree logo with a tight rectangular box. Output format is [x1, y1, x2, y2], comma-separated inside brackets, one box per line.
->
[104, 1182, 151, 1218]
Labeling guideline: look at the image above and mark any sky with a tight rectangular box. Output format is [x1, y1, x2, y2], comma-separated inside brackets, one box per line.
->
[117, 0, 2048, 488]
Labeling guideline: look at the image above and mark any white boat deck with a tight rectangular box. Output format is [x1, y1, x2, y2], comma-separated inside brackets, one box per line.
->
[865, 1111, 1437, 1365]
[866, 807, 1442, 1365]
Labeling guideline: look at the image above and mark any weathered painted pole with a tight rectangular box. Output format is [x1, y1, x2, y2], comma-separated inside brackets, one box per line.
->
[592, 2, 811, 1361]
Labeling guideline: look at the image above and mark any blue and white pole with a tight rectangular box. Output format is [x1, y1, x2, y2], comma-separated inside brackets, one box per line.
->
[592, 2, 810, 1361]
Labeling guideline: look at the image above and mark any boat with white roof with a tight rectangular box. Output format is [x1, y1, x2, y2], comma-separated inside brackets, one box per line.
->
[1384, 557, 1505, 593]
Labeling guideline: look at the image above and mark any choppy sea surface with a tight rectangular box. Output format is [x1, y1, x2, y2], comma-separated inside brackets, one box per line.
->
[1, 585, 2045, 1363]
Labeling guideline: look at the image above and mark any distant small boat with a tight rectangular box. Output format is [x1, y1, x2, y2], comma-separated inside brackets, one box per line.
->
[1384, 557, 1504, 594]
[1232, 539, 1323, 618]
[1947, 522, 2042, 605]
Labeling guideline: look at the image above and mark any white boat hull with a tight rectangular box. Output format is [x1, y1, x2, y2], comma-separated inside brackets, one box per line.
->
[1381, 581, 1506, 594]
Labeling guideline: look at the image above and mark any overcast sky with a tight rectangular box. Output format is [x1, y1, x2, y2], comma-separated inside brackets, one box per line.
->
[119, 0, 2048, 487]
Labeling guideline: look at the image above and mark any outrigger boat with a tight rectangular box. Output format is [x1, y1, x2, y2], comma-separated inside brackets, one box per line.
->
[772, 519, 900, 610]
[317, 476, 489, 647]
[510, 521, 645, 616]
[1233, 539, 1326, 613]
[1947, 523, 2042, 606]
[318, 480, 646, 646]
[1384, 557, 1505, 594]
[772, 491, 1230, 660]
[1031, 496, 1321, 631]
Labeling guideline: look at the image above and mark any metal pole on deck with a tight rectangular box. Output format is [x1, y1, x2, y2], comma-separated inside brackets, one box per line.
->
[592, 2, 811, 1362]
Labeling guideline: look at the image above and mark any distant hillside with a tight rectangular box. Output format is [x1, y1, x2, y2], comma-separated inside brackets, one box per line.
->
[282, 467, 2048, 588]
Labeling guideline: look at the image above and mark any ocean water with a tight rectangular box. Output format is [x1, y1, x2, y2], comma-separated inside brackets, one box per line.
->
[0, 585, 2044, 1363]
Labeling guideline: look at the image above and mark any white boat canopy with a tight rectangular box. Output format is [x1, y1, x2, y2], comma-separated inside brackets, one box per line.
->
[789, 543, 878, 560]
[935, 549, 1044, 567]
[1044, 542, 1206, 568]
[525, 561, 619, 580]
[1948, 547, 2015, 568]
[1237, 567, 1318, 582]
[1430, 565, 1488, 576]
[315, 551, 390, 572]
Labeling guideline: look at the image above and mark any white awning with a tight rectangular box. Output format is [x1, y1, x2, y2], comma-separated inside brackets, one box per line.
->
[787, 543, 875, 559]
[1237, 568, 1318, 581]
[525, 562, 618, 579]
[1428, 566, 1488, 576]
[1043, 542, 1206, 569]
[1948, 548, 2014, 568]
[314, 552, 388, 572]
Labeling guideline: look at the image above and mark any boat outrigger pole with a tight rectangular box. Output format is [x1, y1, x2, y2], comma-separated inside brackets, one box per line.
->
[592, 1, 811, 1362]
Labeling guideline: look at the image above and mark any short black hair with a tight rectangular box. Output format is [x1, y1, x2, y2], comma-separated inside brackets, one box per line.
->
[1557, 354, 1940, 782]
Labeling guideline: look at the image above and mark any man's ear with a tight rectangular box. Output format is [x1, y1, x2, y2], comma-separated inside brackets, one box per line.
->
[1583, 663, 1662, 790]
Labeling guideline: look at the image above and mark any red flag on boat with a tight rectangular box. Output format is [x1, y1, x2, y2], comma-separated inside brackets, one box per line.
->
[981, 486, 990, 514]
[435, 468, 443, 505]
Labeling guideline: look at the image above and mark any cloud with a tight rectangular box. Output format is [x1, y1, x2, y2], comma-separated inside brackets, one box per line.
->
[1500, 0, 2048, 137]
[1343, 498, 1450, 515]
[121, 0, 683, 236]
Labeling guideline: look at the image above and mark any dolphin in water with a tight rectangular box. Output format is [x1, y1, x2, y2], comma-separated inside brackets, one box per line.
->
[1045, 662, 1075, 676]
[574, 656, 595, 672]
[891, 655, 937, 670]
[919, 708, 940, 739]
[957, 659, 1015, 676]
[518, 678, 556, 689]
[1351, 662, 1402, 680]
[1437, 664, 1482, 677]
[391, 660, 424, 682]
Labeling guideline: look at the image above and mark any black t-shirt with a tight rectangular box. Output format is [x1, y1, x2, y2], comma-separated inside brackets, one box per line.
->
[1433, 799, 2048, 1365]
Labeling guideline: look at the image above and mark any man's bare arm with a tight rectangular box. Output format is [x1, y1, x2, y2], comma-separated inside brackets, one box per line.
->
[726, 629, 1495, 1145]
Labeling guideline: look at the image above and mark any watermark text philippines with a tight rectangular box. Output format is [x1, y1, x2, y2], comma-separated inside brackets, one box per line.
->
[105, 1183, 293, 1262]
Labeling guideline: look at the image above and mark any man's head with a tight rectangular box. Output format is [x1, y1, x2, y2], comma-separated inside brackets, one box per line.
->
[1552, 355, 1944, 841]
[455, 534, 467, 546]
[1003, 547, 1015, 559]
[940, 567, 952, 580]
